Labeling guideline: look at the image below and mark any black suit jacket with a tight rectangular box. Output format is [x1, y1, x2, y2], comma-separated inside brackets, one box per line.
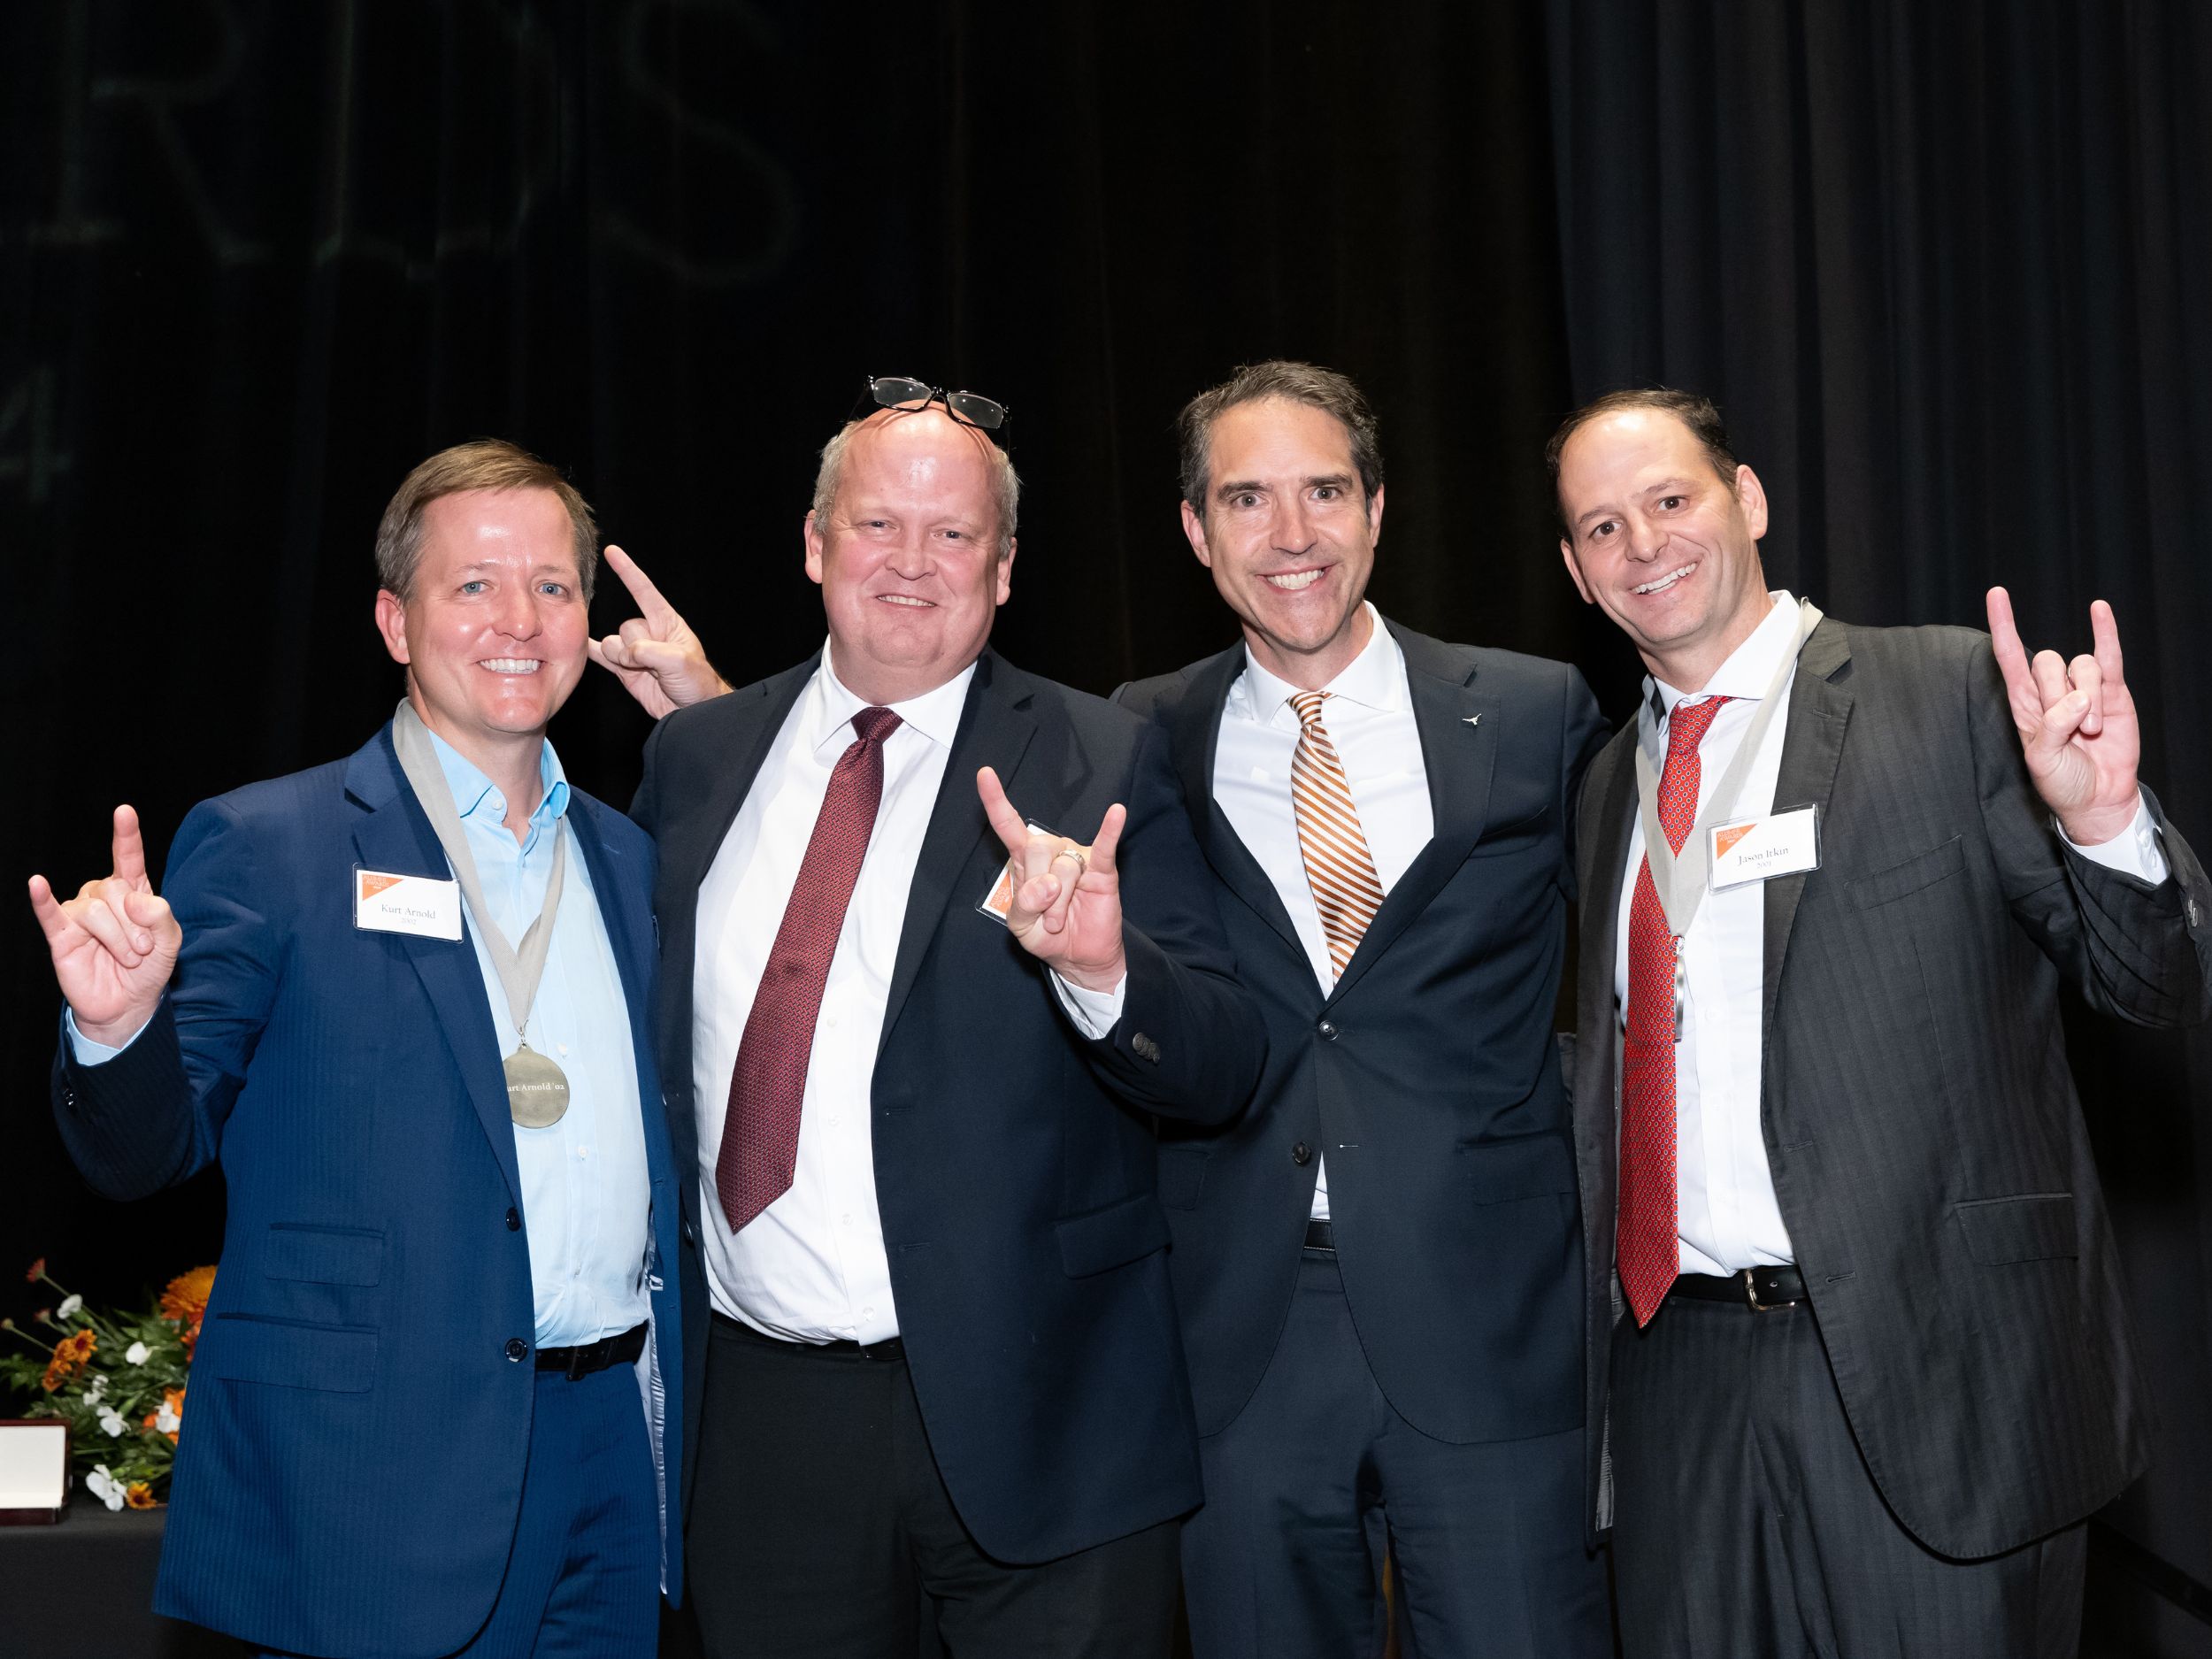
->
[633, 649, 1265, 1564]
[1118, 618, 1608, 1442]
[1571, 618, 2212, 1558]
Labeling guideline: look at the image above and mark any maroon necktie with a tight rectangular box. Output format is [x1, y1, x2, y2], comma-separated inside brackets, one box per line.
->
[1617, 695, 1731, 1325]
[716, 706, 902, 1233]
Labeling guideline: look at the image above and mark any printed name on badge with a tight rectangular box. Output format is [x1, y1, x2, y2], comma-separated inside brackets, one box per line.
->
[354, 868, 464, 940]
[1709, 806, 1822, 890]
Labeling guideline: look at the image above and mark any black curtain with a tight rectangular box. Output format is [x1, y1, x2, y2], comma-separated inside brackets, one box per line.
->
[5, 2, 2208, 1647]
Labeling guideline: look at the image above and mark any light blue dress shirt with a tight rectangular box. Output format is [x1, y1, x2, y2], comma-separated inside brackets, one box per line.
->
[67, 731, 652, 1348]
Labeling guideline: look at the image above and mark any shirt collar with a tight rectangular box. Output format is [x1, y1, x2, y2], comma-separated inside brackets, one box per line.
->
[1233, 602, 1404, 726]
[1646, 589, 1801, 720]
[810, 639, 979, 757]
[426, 727, 570, 843]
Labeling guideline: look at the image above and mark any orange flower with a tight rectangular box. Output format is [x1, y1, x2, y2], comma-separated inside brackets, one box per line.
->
[160, 1266, 216, 1325]
[25, 1257, 45, 1283]
[40, 1328, 96, 1393]
[124, 1483, 156, 1510]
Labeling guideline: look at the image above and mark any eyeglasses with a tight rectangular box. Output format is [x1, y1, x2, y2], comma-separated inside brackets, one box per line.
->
[858, 375, 1010, 438]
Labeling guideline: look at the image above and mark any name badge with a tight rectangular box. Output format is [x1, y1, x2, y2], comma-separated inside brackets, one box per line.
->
[1709, 806, 1822, 890]
[354, 867, 464, 940]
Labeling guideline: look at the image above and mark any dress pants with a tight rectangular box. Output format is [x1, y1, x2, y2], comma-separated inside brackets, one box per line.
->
[687, 1311, 1182, 1658]
[253, 1359, 660, 1659]
[1609, 1289, 2087, 1659]
[1179, 1248, 1611, 1659]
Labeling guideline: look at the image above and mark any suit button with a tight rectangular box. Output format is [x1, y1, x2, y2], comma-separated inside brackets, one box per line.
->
[504, 1338, 528, 1363]
[1316, 1018, 1339, 1041]
[1291, 1141, 1312, 1166]
[505, 1208, 521, 1232]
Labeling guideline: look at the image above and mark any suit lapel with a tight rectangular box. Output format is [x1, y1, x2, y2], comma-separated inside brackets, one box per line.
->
[345, 730, 522, 1210]
[879, 652, 1036, 1048]
[1329, 626, 1495, 1004]
[1577, 724, 1640, 1154]
[1167, 646, 1306, 962]
[1762, 618, 1855, 1048]
[670, 664, 813, 900]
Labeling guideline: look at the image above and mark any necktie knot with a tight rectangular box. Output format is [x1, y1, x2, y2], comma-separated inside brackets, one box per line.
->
[1290, 690, 1332, 730]
[1664, 695, 1729, 758]
[849, 706, 902, 746]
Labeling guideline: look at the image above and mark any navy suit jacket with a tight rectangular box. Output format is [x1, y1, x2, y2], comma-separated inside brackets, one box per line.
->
[632, 649, 1266, 1563]
[50, 724, 686, 1659]
[1118, 619, 1608, 1443]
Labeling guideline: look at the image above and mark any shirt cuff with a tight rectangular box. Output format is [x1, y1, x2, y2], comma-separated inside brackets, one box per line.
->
[1051, 972, 1126, 1040]
[65, 1006, 150, 1066]
[2059, 795, 2170, 886]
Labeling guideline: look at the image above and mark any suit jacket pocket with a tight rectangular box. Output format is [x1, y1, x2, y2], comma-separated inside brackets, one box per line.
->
[266, 1224, 385, 1286]
[1457, 1133, 1577, 1205]
[1157, 1148, 1209, 1211]
[1057, 1191, 1173, 1277]
[1849, 835, 1966, 910]
[1953, 1193, 2077, 1264]
[204, 1313, 378, 1393]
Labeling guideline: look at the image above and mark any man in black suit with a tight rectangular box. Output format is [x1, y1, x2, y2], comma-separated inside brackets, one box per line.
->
[1116, 362, 1613, 1657]
[1552, 388, 2212, 1656]
[625, 385, 1264, 1657]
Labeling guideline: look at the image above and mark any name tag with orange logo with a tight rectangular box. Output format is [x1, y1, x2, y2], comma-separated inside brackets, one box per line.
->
[353, 867, 463, 940]
[1709, 807, 1821, 890]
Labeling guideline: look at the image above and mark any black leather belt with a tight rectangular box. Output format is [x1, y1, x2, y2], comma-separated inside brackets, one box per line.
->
[536, 1322, 648, 1379]
[1303, 1218, 1336, 1252]
[712, 1310, 904, 1361]
[1667, 1265, 1806, 1311]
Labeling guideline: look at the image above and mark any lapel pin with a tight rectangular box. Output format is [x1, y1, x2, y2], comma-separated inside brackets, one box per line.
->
[1463, 714, 1481, 727]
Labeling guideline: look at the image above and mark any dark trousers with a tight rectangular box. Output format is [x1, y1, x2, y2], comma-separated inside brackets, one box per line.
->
[1610, 1291, 2087, 1659]
[687, 1311, 1181, 1658]
[254, 1360, 660, 1659]
[1179, 1248, 1611, 1659]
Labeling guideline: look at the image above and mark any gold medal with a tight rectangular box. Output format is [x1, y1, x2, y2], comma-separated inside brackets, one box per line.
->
[505, 1042, 571, 1128]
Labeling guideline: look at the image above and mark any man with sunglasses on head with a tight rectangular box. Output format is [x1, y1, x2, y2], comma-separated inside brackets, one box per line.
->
[593, 378, 1266, 1657]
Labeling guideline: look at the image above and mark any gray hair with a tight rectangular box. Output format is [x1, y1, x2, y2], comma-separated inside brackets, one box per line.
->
[1178, 360, 1384, 521]
[811, 414, 1020, 559]
[374, 438, 599, 603]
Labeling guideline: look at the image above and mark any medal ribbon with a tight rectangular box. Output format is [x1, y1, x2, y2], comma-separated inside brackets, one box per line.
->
[1632, 600, 1822, 941]
[390, 700, 567, 1048]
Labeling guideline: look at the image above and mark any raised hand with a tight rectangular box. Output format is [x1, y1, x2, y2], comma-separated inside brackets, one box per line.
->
[28, 805, 182, 1048]
[976, 766, 1128, 993]
[1987, 587, 2143, 847]
[586, 545, 732, 718]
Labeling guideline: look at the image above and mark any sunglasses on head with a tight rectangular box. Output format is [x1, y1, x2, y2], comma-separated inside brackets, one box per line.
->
[856, 376, 1010, 442]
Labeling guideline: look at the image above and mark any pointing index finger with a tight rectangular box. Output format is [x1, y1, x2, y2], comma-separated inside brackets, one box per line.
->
[2090, 599, 2125, 689]
[603, 546, 678, 626]
[975, 767, 1032, 857]
[111, 804, 148, 887]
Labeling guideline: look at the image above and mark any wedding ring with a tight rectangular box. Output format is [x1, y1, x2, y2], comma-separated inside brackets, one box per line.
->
[1051, 847, 1087, 876]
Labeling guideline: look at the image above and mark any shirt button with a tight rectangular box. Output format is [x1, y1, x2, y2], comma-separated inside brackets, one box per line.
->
[557, 1042, 569, 1056]
[1316, 1019, 1339, 1041]
[1291, 1141, 1313, 1166]
[504, 1338, 528, 1362]
[841, 1214, 852, 1226]
[505, 1208, 521, 1232]
[862, 1306, 875, 1319]
[578, 1147, 588, 1160]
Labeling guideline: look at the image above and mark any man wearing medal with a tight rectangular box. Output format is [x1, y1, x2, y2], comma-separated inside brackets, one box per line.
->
[1550, 389, 2212, 1656]
[29, 440, 687, 1657]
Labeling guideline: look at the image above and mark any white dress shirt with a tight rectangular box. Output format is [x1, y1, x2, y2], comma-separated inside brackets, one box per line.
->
[1613, 592, 2170, 1277]
[692, 644, 1120, 1345]
[1213, 603, 1433, 1221]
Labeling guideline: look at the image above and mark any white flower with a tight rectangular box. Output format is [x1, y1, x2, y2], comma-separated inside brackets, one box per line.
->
[56, 1294, 82, 1320]
[155, 1400, 180, 1434]
[85, 1465, 125, 1511]
[86, 1371, 108, 1400]
[97, 1407, 127, 1438]
[125, 1341, 150, 1365]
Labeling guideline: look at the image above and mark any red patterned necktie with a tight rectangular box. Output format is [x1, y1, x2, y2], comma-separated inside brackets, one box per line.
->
[716, 705, 902, 1233]
[1618, 695, 1731, 1325]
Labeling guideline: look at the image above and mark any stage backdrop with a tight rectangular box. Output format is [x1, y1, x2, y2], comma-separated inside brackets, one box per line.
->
[4, 4, 2208, 1647]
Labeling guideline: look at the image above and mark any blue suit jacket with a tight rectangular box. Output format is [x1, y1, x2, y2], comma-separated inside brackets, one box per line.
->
[50, 724, 686, 1659]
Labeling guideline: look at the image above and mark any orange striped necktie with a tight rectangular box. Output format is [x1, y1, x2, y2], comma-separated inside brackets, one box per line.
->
[1289, 691, 1386, 980]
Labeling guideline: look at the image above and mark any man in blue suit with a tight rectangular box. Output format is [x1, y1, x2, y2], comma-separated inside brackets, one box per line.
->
[28, 440, 685, 1658]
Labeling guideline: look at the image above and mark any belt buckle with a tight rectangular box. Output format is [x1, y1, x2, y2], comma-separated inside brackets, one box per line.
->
[1742, 1269, 1798, 1314]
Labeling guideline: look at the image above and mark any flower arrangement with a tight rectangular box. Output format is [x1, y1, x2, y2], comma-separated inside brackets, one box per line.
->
[2, 1259, 213, 1510]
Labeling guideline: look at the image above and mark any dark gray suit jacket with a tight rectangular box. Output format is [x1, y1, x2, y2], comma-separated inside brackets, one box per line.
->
[1571, 617, 2212, 1559]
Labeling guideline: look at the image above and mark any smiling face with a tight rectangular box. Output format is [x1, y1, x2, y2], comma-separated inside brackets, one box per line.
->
[1555, 407, 1773, 690]
[1180, 396, 1381, 690]
[804, 408, 1013, 706]
[373, 486, 589, 767]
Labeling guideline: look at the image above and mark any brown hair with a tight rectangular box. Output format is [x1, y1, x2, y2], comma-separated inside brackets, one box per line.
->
[374, 439, 599, 602]
[1177, 361, 1383, 520]
[1545, 389, 1739, 530]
